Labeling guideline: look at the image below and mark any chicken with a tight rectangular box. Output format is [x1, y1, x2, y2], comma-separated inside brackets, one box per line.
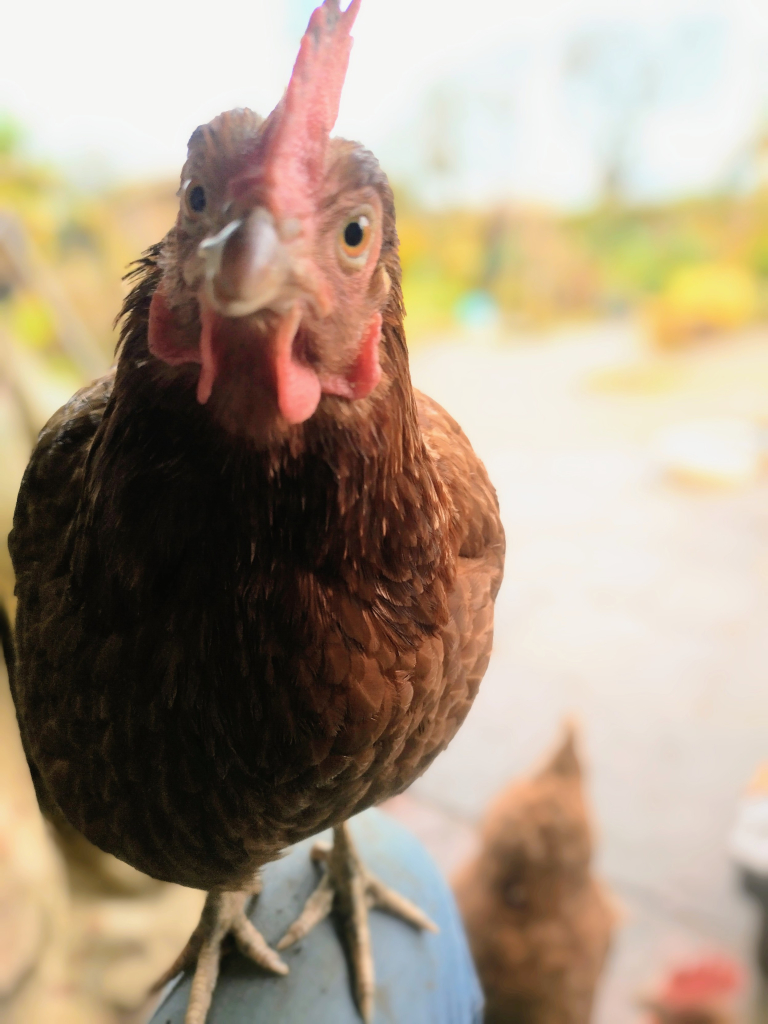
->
[638, 956, 744, 1024]
[453, 724, 615, 1024]
[6, 2, 505, 1022]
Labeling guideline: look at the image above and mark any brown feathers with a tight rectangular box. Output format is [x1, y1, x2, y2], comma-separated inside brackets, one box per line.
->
[453, 725, 615, 1024]
[9, 109, 504, 896]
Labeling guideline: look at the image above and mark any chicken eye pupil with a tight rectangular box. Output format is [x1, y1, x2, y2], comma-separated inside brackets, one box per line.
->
[344, 220, 364, 248]
[189, 185, 206, 213]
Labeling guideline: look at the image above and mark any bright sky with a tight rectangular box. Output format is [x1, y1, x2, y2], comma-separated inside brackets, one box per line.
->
[2, 0, 768, 207]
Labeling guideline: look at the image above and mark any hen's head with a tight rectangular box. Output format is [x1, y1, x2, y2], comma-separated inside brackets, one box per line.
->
[146, 0, 399, 444]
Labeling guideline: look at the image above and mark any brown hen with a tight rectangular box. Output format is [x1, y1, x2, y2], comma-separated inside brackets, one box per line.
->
[453, 724, 615, 1024]
[7, 2, 505, 1022]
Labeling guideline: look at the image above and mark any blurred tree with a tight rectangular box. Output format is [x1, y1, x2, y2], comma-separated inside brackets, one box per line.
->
[565, 18, 725, 207]
[725, 110, 768, 196]
[565, 28, 660, 207]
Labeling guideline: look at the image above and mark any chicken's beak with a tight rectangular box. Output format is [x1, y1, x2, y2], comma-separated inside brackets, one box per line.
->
[198, 208, 287, 318]
[193, 207, 332, 422]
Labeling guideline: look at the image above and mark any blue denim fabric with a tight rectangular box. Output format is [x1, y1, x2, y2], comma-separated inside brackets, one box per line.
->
[151, 808, 483, 1024]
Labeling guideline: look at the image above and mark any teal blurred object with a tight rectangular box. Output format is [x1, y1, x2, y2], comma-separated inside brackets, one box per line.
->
[454, 291, 500, 331]
[151, 809, 483, 1024]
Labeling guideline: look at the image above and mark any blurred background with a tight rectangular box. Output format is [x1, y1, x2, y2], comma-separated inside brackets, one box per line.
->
[3, 0, 768, 1021]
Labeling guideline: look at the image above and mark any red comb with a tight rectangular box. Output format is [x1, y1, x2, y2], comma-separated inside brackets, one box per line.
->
[252, 0, 361, 220]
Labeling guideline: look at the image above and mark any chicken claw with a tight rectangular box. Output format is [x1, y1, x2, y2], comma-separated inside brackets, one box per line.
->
[156, 874, 288, 1024]
[277, 822, 438, 1023]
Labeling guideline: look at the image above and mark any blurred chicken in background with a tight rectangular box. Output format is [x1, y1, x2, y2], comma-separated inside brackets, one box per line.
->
[453, 723, 616, 1024]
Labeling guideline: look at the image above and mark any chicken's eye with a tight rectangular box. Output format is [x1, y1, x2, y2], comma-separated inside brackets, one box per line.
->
[344, 219, 365, 248]
[338, 212, 373, 267]
[184, 181, 207, 216]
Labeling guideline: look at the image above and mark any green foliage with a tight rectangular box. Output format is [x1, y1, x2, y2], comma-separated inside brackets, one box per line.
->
[3, 292, 58, 350]
[395, 188, 768, 339]
[0, 113, 24, 156]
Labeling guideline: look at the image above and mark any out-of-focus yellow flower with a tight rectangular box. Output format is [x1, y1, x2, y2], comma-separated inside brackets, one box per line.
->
[647, 263, 759, 349]
[5, 292, 57, 350]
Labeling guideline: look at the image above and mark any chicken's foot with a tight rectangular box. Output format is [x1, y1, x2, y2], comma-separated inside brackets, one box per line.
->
[276, 822, 438, 1022]
[154, 873, 288, 1024]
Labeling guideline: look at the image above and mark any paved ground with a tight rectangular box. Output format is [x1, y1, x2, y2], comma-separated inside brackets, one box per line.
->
[386, 320, 768, 1022]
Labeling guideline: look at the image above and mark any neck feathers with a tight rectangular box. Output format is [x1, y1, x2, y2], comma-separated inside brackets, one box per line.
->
[100, 246, 455, 633]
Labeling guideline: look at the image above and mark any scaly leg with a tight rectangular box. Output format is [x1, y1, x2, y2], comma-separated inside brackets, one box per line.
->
[154, 873, 287, 1024]
[276, 822, 438, 1023]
